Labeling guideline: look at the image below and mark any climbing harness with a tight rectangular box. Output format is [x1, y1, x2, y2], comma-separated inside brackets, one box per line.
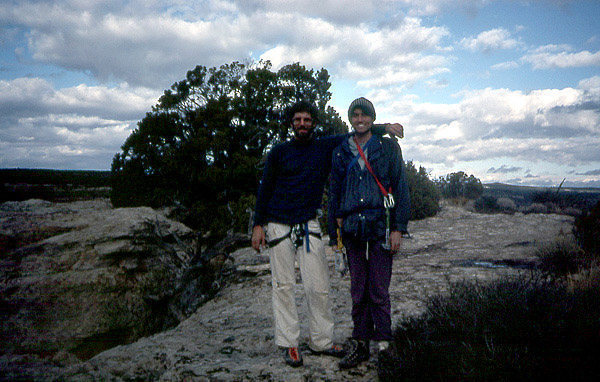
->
[267, 222, 321, 252]
[354, 136, 395, 250]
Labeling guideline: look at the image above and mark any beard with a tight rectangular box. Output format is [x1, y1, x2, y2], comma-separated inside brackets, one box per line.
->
[293, 126, 314, 142]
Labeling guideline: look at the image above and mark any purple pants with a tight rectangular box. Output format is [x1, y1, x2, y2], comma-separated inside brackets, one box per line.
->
[344, 236, 393, 341]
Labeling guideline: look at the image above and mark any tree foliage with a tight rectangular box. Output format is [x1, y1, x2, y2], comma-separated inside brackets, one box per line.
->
[405, 161, 441, 220]
[111, 61, 345, 237]
[435, 171, 484, 200]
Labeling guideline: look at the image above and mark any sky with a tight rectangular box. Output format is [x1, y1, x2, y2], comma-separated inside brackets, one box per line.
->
[1, 0, 599, 188]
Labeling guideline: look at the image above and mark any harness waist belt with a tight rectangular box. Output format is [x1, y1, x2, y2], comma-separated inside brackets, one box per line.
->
[267, 222, 321, 252]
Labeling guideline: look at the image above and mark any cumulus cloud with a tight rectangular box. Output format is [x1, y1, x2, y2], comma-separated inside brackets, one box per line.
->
[523, 45, 600, 69]
[392, 0, 489, 16]
[393, 76, 600, 171]
[0, 77, 157, 169]
[1, 0, 598, 182]
[2, 1, 450, 90]
[0, 121, 134, 170]
[460, 28, 521, 52]
[234, 0, 379, 24]
[0, 77, 157, 121]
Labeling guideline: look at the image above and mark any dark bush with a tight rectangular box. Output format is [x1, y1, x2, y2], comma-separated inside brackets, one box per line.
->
[536, 238, 589, 277]
[573, 200, 600, 259]
[405, 161, 441, 220]
[379, 275, 600, 381]
[473, 195, 500, 213]
[532, 188, 598, 212]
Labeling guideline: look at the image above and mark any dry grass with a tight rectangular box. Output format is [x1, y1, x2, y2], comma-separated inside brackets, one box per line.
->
[379, 273, 600, 381]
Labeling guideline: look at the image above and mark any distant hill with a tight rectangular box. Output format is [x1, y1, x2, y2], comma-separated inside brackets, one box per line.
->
[483, 182, 600, 210]
[485, 182, 600, 193]
[1, 169, 111, 202]
[1, 168, 111, 187]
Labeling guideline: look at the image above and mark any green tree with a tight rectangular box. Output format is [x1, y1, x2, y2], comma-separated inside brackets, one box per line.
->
[405, 161, 441, 220]
[111, 61, 345, 238]
[435, 171, 483, 199]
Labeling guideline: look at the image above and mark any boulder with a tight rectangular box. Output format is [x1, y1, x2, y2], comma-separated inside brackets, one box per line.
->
[0, 199, 204, 370]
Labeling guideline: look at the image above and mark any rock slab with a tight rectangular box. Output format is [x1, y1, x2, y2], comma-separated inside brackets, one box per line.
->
[60, 202, 573, 381]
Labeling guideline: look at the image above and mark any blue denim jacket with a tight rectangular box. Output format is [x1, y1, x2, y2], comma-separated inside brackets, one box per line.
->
[328, 134, 410, 244]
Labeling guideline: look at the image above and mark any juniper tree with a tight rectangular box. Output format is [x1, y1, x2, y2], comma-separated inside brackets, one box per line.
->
[111, 61, 345, 237]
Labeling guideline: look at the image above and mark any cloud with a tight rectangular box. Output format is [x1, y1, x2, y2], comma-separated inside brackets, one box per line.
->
[564, 179, 600, 188]
[426, 78, 449, 89]
[2, 2, 450, 90]
[392, 0, 489, 16]
[0, 77, 158, 169]
[491, 61, 519, 70]
[460, 28, 521, 52]
[261, 16, 451, 88]
[235, 0, 380, 24]
[523, 45, 600, 69]
[0, 121, 134, 170]
[576, 169, 600, 176]
[0, 77, 158, 121]
[488, 165, 522, 173]
[1, 0, 597, 180]
[392, 76, 600, 169]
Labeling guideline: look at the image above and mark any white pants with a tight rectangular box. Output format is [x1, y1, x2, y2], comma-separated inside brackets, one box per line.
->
[266, 220, 334, 351]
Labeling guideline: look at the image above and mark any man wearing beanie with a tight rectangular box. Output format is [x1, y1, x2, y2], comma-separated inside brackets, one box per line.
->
[251, 100, 403, 367]
[328, 97, 410, 369]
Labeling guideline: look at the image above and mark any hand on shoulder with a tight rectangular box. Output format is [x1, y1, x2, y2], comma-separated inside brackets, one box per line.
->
[384, 123, 404, 139]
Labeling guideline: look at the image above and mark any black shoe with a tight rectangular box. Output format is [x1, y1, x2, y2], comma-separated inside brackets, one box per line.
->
[310, 343, 346, 358]
[338, 338, 370, 369]
[283, 347, 303, 367]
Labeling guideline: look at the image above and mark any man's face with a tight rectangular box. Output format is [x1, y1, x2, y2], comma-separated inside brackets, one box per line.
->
[350, 108, 373, 135]
[291, 111, 314, 141]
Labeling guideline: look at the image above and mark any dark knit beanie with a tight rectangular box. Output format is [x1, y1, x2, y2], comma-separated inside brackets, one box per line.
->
[348, 97, 376, 121]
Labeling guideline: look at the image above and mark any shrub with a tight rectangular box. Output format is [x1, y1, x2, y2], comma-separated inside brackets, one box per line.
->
[446, 196, 469, 206]
[473, 195, 499, 213]
[496, 197, 516, 213]
[473, 195, 518, 214]
[536, 237, 589, 277]
[573, 200, 600, 259]
[531, 188, 596, 212]
[405, 161, 441, 220]
[519, 202, 548, 214]
[378, 276, 600, 381]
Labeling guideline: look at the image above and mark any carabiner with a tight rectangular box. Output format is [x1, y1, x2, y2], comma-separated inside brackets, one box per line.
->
[384, 193, 395, 209]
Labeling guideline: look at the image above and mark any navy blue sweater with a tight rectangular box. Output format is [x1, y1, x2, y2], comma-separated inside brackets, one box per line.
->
[253, 135, 343, 227]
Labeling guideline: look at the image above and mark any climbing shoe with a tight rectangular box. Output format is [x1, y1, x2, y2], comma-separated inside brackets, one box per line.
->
[310, 343, 346, 358]
[283, 346, 303, 367]
[338, 338, 370, 369]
